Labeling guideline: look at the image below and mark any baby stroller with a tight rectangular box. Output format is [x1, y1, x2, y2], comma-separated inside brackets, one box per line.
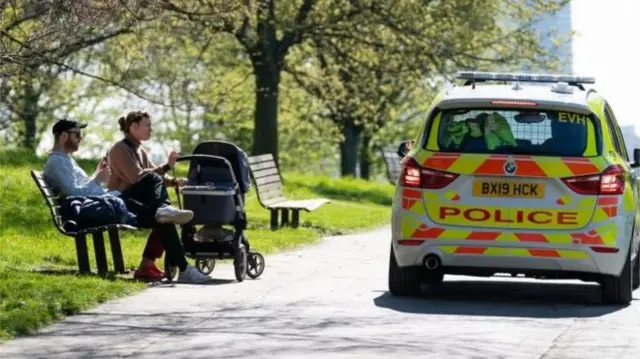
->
[164, 140, 265, 282]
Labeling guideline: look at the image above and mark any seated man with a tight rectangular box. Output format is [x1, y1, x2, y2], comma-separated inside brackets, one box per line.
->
[43, 118, 211, 284]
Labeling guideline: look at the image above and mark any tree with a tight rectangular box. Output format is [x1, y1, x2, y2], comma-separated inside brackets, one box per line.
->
[287, 0, 571, 177]
[0, 0, 159, 150]
[157, 0, 376, 164]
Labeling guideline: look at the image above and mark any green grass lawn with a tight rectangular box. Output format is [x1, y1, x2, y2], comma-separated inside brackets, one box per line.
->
[0, 149, 394, 341]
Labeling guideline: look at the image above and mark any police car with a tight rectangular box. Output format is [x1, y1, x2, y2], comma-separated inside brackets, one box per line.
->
[389, 71, 640, 304]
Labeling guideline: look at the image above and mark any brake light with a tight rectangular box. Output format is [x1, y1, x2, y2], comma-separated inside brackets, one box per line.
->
[490, 100, 537, 107]
[400, 157, 459, 189]
[562, 165, 625, 195]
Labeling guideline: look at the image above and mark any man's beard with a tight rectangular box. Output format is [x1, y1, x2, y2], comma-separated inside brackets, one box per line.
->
[64, 139, 79, 152]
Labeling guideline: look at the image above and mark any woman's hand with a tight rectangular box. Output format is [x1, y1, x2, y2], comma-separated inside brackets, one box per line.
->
[176, 177, 188, 187]
[168, 150, 179, 167]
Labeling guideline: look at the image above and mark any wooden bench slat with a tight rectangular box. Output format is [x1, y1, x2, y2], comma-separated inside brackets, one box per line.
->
[249, 160, 278, 171]
[252, 167, 280, 179]
[247, 154, 274, 164]
[46, 197, 60, 207]
[40, 187, 58, 197]
[256, 182, 284, 201]
[254, 174, 282, 187]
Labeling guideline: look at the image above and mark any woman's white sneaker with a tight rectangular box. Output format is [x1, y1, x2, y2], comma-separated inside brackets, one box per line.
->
[178, 265, 212, 283]
[155, 205, 194, 224]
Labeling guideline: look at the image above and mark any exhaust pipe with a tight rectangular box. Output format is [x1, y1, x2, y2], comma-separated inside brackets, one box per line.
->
[424, 254, 441, 270]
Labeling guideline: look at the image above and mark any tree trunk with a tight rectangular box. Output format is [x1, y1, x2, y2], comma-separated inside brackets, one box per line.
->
[359, 131, 372, 180]
[21, 75, 40, 150]
[251, 56, 280, 163]
[340, 121, 360, 177]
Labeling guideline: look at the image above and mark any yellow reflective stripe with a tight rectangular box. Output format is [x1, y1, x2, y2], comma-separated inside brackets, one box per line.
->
[596, 222, 618, 246]
[400, 216, 422, 239]
[544, 233, 573, 244]
[584, 119, 597, 156]
[446, 154, 487, 174]
[438, 229, 472, 240]
[426, 112, 442, 151]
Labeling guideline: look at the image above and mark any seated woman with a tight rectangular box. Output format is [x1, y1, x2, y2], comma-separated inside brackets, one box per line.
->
[107, 110, 211, 284]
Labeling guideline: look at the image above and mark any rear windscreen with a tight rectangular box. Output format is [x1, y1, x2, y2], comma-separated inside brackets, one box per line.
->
[434, 109, 597, 156]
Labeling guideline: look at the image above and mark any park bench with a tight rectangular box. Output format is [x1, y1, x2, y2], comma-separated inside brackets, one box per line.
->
[247, 154, 330, 230]
[30, 170, 136, 276]
[381, 147, 402, 185]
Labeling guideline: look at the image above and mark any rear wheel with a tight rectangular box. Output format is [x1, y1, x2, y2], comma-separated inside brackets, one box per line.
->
[424, 272, 445, 285]
[388, 244, 422, 296]
[632, 247, 639, 290]
[234, 244, 247, 282]
[601, 246, 633, 305]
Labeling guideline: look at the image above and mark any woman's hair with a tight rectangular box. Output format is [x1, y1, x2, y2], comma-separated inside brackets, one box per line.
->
[118, 110, 150, 133]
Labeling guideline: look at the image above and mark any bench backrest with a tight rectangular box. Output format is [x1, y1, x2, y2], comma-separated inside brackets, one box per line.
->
[247, 154, 286, 206]
[381, 148, 402, 184]
[30, 170, 66, 235]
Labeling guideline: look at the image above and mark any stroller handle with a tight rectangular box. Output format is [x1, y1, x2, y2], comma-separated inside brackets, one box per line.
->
[175, 154, 230, 165]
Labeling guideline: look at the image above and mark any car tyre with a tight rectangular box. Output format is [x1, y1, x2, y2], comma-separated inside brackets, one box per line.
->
[388, 244, 421, 296]
[601, 245, 633, 305]
[632, 247, 639, 291]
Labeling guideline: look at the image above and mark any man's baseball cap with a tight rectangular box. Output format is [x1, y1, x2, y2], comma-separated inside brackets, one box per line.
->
[52, 118, 87, 134]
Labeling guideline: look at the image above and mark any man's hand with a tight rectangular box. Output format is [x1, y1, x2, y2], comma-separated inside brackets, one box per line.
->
[96, 157, 108, 171]
[168, 150, 180, 168]
[175, 177, 188, 187]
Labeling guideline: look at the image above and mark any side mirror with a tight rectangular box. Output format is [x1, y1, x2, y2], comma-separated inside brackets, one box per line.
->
[396, 140, 415, 158]
[633, 148, 640, 168]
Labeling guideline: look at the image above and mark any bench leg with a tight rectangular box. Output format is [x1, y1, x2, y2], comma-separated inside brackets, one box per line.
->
[270, 209, 279, 230]
[92, 231, 108, 276]
[108, 227, 126, 274]
[281, 209, 290, 227]
[292, 210, 300, 228]
[74, 234, 90, 274]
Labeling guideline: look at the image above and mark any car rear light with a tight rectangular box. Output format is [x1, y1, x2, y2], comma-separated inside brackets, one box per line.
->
[590, 246, 620, 254]
[400, 157, 459, 189]
[490, 100, 537, 107]
[561, 165, 625, 195]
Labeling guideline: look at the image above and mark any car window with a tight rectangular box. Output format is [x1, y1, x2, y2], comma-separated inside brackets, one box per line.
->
[436, 108, 595, 157]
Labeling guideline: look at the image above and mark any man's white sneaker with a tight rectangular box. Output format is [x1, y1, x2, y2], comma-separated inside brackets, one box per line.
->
[155, 205, 194, 225]
[178, 265, 212, 283]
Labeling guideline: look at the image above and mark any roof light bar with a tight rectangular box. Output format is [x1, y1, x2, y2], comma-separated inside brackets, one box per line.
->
[457, 71, 596, 84]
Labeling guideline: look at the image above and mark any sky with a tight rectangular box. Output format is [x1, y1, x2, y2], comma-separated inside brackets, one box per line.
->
[571, 0, 640, 132]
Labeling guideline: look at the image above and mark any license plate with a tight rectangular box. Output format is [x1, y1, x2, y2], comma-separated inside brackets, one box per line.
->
[472, 180, 545, 199]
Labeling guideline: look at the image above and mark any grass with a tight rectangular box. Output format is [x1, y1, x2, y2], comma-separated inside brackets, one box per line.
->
[0, 149, 394, 341]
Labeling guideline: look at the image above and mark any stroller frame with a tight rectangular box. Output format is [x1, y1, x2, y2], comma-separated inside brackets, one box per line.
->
[163, 143, 265, 282]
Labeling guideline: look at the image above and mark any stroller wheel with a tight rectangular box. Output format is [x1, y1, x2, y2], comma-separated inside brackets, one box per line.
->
[247, 252, 265, 279]
[164, 256, 180, 283]
[234, 244, 247, 282]
[195, 258, 216, 275]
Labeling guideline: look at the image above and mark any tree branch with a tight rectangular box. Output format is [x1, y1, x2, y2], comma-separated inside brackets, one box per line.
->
[278, 0, 316, 56]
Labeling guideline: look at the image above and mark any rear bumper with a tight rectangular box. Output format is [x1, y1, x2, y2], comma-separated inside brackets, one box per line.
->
[392, 240, 627, 278]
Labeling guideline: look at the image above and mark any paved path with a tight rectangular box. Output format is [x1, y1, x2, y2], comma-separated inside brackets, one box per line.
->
[2, 226, 640, 359]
